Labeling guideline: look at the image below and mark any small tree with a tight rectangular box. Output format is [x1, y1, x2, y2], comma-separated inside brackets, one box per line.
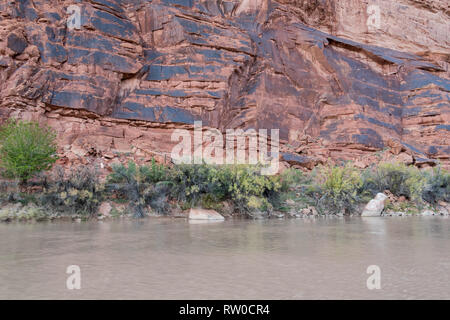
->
[0, 119, 58, 183]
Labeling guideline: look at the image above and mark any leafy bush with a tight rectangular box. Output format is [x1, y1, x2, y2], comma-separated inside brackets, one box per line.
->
[140, 158, 170, 183]
[107, 160, 172, 217]
[384, 198, 419, 215]
[144, 182, 172, 215]
[0, 119, 58, 182]
[41, 166, 102, 216]
[422, 167, 450, 205]
[220, 164, 281, 214]
[279, 168, 309, 192]
[108, 158, 170, 184]
[275, 168, 316, 213]
[200, 193, 223, 211]
[171, 163, 281, 215]
[309, 164, 363, 215]
[170, 163, 225, 207]
[367, 162, 425, 203]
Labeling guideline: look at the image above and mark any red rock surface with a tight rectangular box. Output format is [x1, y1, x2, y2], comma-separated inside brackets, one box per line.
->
[0, 0, 449, 170]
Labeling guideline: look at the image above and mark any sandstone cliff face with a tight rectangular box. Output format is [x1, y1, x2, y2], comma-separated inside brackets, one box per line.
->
[0, 0, 449, 170]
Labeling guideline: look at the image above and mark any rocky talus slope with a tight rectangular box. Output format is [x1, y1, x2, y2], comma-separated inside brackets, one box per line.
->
[0, 0, 449, 170]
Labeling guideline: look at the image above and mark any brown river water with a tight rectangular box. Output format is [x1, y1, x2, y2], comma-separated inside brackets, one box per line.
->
[0, 216, 449, 299]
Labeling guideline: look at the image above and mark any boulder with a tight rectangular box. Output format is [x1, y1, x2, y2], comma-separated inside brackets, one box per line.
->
[361, 193, 388, 217]
[281, 153, 321, 170]
[420, 210, 435, 216]
[300, 206, 319, 217]
[387, 139, 404, 155]
[437, 202, 449, 216]
[271, 212, 285, 219]
[98, 202, 112, 217]
[7, 32, 27, 54]
[285, 199, 295, 206]
[188, 208, 225, 221]
[393, 153, 414, 165]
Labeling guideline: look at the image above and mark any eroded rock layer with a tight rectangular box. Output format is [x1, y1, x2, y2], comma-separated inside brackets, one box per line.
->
[0, 0, 449, 169]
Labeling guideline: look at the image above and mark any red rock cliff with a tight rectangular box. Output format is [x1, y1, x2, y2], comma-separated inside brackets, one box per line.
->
[0, 0, 449, 169]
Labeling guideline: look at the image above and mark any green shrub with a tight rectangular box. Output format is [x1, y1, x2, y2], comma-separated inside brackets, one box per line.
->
[422, 167, 450, 205]
[199, 193, 222, 211]
[41, 166, 102, 216]
[107, 160, 172, 217]
[140, 158, 170, 183]
[246, 195, 272, 212]
[276, 168, 316, 212]
[0, 203, 49, 222]
[145, 182, 172, 215]
[107, 161, 149, 217]
[280, 168, 309, 192]
[221, 164, 281, 214]
[384, 199, 419, 215]
[368, 162, 425, 203]
[309, 164, 363, 215]
[170, 163, 281, 215]
[108, 158, 170, 184]
[0, 119, 58, 183]
[170, 163, 220, 206]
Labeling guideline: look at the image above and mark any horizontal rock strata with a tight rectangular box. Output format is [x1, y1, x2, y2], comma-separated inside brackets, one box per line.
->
[0, 0, 448, 170]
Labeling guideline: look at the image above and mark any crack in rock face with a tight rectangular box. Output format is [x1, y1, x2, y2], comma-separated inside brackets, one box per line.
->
[0, 0, 448, 170]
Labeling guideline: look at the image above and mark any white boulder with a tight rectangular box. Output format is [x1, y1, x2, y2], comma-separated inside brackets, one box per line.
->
[361, 193, 388, 217]
[189, 208, 225, 221]
[420, 210, 435, 216]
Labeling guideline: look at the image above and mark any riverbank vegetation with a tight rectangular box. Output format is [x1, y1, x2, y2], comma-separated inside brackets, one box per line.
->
[1, 159, 448, 222]
[0, 120, 449, 222]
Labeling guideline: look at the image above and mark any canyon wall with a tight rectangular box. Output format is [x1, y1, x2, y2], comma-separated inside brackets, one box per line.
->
[0, 0, 449, 170]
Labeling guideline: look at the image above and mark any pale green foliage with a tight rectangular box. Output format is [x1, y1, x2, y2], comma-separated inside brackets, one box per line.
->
[384, 198, 420, 215]
[141, 158, 169, 183]
[320, 164, 362, 195]
[41, 166, 102, 216]
[280, 168, 309, 191]
[108, 158, 170, 184]
[171, 163, 281, 214]
[369, 162, 426, 203]
[422, 166, 450, 205]
[107, 160, 172, 217]
[221, 164, 281, 213]
[276, 168, 315, 212]
[200, 193, 223, 211]
[309, 164, 363, 215]
[0, 203, 48, 222]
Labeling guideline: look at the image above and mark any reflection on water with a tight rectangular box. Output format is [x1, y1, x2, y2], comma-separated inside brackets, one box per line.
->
[0, 216, 449, 299]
